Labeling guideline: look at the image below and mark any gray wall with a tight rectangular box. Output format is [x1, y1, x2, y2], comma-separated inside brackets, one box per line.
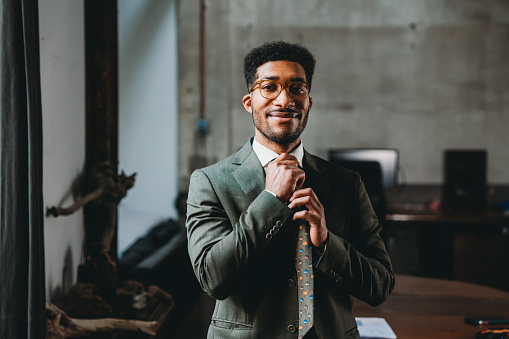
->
[40, 0, 85, 300]
[118, 0, 178, 256]
[178, 0, 509, 187]
[38, 0, 509, 300]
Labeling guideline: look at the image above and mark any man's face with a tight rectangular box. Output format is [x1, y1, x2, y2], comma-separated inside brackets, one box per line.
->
[242, 60, 313, 150]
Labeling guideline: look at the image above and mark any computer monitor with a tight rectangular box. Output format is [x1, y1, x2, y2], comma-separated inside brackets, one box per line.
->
[328, 149, 399, 192]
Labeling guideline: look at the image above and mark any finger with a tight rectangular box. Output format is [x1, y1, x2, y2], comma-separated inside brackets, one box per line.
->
[266, 164, 304, 184]
[290, 191, 323, 213]
[290, 188, 314, 201]
[271, 161, 301, 171]
[267, 160, 301, 172]
[270, 153, 299, 167]
[270, 155, 301, 170]
[292, 210, 308, 221]
[292, 210, 320, 223]
[288, 196, 310, 210]
[277, 153, 299, 162]
[295, 172, 305, 189]
[270, 163, 304, 184]
[291, 199, 321, 217]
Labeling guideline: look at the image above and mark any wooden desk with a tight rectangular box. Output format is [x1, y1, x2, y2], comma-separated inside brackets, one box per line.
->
[386, 209, 509, 225]
[353, 274, 509, 339]
[383, 208, 509, 290]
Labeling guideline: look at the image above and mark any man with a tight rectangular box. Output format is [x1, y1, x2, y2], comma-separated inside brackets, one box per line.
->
[186, 41, 394, 339]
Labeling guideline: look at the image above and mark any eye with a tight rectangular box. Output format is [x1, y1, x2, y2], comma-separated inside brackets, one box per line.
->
[261, 81, 279, 92]
[290, 82, 308, 94]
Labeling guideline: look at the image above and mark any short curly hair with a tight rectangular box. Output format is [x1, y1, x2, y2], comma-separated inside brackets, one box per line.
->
[243, 41, 316, 91]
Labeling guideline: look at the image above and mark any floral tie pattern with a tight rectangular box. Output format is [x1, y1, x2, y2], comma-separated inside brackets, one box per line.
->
[296, 221, 314, 338]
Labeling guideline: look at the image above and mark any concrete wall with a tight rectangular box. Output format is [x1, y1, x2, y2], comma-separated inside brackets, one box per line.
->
[178, 0, 509, 187]
[38, 0, 509, 300]
[40, 0, 85, 301]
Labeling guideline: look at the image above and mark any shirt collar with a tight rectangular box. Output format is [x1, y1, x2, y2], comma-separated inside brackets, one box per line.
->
[252, 137, 304, 168]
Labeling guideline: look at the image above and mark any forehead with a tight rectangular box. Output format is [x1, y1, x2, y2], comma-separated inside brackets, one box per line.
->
[255, 60, 307, 81]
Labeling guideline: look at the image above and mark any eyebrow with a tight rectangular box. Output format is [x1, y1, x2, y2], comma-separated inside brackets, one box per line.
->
[261, 75, 307, 82]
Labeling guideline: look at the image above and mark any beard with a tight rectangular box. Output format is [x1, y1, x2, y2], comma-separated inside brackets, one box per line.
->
[252, 107, 309, 147]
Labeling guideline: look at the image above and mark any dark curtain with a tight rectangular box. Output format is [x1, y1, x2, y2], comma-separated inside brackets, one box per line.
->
[0, 0, 46, 338]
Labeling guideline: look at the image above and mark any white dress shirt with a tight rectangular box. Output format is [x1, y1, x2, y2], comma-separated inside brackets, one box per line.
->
[252, 137, 304, 171]
[252, 137, 304, 200]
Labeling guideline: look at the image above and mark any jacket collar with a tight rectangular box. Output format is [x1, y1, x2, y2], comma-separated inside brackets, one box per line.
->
[231, 138, 329, 202]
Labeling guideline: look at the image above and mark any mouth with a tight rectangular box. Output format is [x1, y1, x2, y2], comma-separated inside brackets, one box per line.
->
[267, 110, 299, 123]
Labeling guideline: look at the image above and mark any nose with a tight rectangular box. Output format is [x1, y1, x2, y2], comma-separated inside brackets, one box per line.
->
[273, 85, 294, 108]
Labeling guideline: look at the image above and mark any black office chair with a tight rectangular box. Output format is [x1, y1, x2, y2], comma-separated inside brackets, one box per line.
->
[332, 160, 387, 221]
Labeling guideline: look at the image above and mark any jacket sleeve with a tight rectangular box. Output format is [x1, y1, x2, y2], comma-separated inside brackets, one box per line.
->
[315, 173, 395, 306]
[185, 168, 294, 300]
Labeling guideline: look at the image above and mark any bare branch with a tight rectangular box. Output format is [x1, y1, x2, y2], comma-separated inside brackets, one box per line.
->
[46, 302, 158, 339]
[46, 187, 104, 217]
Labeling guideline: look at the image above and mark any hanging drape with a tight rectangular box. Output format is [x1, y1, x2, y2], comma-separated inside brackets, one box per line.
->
[0, 0, 46, 338]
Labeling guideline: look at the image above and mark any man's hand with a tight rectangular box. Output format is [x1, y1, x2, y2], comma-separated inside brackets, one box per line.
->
[288, 188, 328, 251]
[265, 153, 305, 203]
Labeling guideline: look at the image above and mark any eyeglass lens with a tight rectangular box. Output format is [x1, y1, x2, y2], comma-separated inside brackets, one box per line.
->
[259, 80, 309, 100]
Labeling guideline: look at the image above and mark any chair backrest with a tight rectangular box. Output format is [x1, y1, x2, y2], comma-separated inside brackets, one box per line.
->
[332, 160, 387, 221]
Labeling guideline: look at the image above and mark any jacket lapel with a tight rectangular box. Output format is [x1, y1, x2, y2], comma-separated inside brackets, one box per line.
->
[303, 150, 329, 207]
[232, 139, 266, 202]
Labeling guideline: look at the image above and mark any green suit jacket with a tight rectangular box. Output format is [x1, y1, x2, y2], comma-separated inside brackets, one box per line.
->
[186, 139, 394, 339]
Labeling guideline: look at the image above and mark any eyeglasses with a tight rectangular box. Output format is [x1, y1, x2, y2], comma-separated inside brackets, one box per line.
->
[249, 79, 311, 100]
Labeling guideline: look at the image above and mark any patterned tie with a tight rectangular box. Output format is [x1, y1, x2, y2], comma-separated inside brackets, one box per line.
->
[296, 219, 314, 338]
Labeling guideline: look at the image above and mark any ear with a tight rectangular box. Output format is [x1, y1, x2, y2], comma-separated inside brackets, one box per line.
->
[242, 93, 253, 114]
[308, 96, 313, 111]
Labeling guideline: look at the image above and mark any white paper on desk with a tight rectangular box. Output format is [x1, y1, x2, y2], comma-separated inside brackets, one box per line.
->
[355, 317, 397, 338]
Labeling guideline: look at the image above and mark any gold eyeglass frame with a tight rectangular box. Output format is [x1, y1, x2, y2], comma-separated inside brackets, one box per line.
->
[249, 79, 311, 100]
